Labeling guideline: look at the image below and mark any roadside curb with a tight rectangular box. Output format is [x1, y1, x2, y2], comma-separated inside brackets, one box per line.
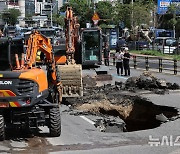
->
[131, 67, 180, 77]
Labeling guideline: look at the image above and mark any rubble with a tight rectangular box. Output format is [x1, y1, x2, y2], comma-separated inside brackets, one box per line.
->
[83, 75, 97, 87]
[125, 72, 180, 92]
[63, 72, 179, 132]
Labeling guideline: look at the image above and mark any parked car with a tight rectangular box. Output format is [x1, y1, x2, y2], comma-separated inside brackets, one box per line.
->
[116, 39, 128, 51]
[135, 41, 149, 50]
[128, 41, 149, 50]
[3, 26, 16, 37]
[150, 37, 177, 54]
[173, 42, 180, 54]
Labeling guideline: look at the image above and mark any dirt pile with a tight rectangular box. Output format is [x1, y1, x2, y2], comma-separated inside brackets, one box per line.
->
[76, 99, 133, 119]
[125, 72, 179, 94]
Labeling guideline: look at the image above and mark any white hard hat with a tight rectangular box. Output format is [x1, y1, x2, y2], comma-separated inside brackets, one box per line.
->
[124, 47, 129, 51]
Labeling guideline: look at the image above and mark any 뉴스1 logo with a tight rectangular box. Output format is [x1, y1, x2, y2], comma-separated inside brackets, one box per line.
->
[0, 81, 12, 85]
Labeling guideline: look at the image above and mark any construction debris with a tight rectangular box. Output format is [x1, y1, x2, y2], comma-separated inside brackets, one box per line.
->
[63, 72, 179, 132]
[125, 72, 179, 93]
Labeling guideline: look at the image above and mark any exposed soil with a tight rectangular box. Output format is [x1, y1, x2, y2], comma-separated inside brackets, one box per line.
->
[64, 72, 179, 132]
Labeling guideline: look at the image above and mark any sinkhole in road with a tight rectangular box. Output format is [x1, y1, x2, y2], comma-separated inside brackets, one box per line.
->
[76, 96, 179, 133]
[123, 98, 178, 132]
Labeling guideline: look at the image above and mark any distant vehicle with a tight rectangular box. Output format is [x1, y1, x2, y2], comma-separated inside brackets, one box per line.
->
[150, 37, 177, 54]
[38, 28, 61, 46]
[135, 41, 149, 50]
[128, 41, 149, 50]
[38, 28, 55, 38]
[172, 42, 180, 54]
[3, 26, 16, 37]
[116, 39, 128, 51]
[15, 27, 31, 37]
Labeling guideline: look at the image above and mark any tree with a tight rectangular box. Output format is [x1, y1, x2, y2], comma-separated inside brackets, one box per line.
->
[133, 2, 152, 27]
[114, 1, 154, 29]
[53, 14, 65, 27]
[176, 19, 180, 38]
[60, 0, 93, 27]
[1, 9, 21, 25]
[114, 3, 132, 28]
[59, 0, 155, 29]
[95, 1, 114, 25]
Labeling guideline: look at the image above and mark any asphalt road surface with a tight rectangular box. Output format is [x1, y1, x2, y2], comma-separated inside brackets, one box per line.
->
[0, 65, 180, 154]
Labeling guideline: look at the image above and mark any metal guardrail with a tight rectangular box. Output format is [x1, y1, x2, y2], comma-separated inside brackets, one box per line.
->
[131, 55, 179, 75]
[104, 54, 179, 75]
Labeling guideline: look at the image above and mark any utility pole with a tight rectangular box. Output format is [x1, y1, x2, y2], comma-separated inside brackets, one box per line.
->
[131, 0, 133, 29]
[93, 0, 96, 13]
[51, 3, 53, 27]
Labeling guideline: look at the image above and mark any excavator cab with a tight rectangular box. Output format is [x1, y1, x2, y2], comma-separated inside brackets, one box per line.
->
[0, 38, 24, 71]
[0, 35, 61, 140]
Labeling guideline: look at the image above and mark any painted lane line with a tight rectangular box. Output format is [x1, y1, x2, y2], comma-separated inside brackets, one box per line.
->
[80, 116, 95, 125]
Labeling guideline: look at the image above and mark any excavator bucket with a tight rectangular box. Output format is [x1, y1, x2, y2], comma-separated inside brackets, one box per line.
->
[57, 64, 83, 97]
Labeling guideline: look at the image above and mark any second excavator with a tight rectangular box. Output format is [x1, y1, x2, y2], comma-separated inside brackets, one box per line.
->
[53, 7, 83, 97]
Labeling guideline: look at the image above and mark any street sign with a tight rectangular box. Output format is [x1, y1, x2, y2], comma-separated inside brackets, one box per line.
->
[93, 20, 99, 25]
[157, 0, 180, 15]
[92, 12, 100, 20]
[92, 12, 100, 25]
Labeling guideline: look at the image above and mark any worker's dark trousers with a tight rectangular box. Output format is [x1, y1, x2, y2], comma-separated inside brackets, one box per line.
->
[123, 61, 130, 76]
[116, 62, 123, 75]
[104, 58, 109, 66]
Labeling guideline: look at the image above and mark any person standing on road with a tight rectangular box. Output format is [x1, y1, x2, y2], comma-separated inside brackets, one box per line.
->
[123, 48, 131, 76]
[104, 43, 110, 66]
[115, 49, 124, 75]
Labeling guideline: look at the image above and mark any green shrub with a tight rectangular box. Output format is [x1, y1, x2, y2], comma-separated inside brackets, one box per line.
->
[130, 50, 180, 61]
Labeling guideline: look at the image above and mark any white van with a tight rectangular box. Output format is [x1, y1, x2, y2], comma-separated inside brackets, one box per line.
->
[151, 37, 177, 54]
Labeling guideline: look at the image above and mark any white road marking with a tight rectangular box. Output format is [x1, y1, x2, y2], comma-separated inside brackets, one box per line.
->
[80, 116, 95, 125]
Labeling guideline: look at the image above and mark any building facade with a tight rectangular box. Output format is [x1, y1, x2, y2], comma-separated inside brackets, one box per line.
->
[0, 0, 60, 26]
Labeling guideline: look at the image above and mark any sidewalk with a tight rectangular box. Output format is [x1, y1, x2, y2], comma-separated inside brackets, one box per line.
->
[83, 64, 180, 86]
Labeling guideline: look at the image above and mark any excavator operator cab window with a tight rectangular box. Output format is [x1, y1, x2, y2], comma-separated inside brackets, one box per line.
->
[10, 39, 24, 69]
[0, 41, 9, 71]
[82, 31, 100, 61]
[0, 38, 24, 71]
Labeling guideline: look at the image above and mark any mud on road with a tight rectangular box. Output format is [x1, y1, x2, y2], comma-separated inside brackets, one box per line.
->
[64, 72, 180, 132]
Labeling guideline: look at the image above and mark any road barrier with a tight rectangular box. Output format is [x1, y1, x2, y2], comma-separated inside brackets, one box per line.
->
[104, 54, 179, 75]
[131, 55, 179, 75]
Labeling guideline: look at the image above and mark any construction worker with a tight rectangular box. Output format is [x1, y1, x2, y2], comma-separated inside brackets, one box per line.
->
[123, 47, 131, 76]
[115, 48, 124, 75]
[104, 43, 110, 66]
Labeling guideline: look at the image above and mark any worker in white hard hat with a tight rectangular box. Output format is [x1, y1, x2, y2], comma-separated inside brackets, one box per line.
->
[123, 47, 131, 76]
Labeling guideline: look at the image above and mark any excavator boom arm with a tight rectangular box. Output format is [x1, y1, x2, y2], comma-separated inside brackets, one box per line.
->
[65, 7, 80, 64]
[25, 30, 61, 86]
[26, 31, 53, 67]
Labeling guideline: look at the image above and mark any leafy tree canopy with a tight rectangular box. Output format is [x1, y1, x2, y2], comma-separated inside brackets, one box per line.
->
[1, 9, 21, 25]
